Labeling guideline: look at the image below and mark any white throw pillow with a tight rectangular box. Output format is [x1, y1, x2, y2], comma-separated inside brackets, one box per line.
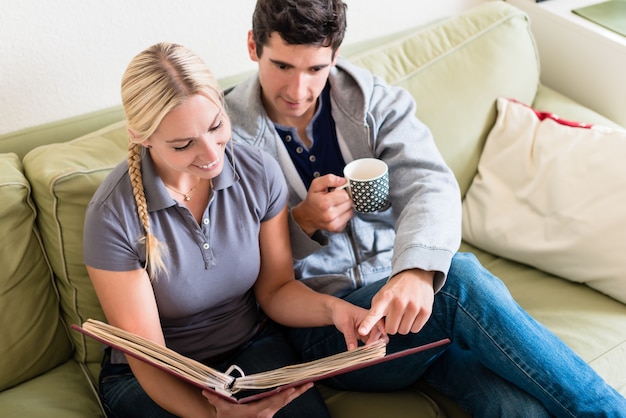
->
[462, 97, 626, 303]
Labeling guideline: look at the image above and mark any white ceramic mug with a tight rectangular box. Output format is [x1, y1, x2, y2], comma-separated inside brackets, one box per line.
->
[337, 158, 389, 213]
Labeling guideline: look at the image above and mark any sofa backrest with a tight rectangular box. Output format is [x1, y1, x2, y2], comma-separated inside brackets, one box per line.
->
[0, 153, 73, 391]
[22, 122, 128, 382]
[347, 2, 539, 195]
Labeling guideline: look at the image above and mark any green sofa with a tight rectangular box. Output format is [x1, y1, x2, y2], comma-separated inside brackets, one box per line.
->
[1, 3, 624, 417]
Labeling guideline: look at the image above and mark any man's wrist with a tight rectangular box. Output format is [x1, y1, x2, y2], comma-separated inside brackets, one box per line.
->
[392, 268, 435, 287]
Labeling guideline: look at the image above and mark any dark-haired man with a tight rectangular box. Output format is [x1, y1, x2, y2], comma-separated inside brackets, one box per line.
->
[226, 0, 626, 416]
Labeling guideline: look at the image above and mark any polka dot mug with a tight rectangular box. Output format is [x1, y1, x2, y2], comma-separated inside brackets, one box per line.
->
[337, 158, 389, 213]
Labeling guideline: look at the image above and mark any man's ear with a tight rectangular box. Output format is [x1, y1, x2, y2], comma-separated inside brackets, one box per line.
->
[331, 48, 340, 66]
[247, 30, 259, 62]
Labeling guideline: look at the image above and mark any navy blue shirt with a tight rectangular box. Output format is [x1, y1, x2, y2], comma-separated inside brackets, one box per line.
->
[274, 83, 346, 189]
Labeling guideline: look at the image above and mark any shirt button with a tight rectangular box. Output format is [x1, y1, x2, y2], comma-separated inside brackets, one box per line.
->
[313, 171, 321, 177]
[285, 135, 292, 142]
[202, 243, 210, 250]
[203, 218, 210, 225]
[296, 147, 304, 154]
[309, 155, 316, 162]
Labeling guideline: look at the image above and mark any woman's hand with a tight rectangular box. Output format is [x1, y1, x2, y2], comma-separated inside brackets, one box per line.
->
[202, 383, 314, 418]
[329, 298, 388, 351]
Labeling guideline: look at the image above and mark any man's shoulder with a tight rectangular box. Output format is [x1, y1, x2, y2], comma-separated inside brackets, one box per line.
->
[224, 74, 258, 105]
[333, 57, 377, 86]
[224, 75, 269, 143]
[331, 57, 392, 106]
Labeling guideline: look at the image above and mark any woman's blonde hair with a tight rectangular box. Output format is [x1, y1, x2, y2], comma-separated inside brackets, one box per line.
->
[121, 42, 224, 279]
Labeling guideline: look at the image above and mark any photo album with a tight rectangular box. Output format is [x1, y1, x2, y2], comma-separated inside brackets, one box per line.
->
[73, 319, 451, 403]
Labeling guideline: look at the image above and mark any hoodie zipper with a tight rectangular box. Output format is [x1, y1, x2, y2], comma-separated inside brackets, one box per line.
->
[345, 220, 363, 288]
[344, 120, 374, 289]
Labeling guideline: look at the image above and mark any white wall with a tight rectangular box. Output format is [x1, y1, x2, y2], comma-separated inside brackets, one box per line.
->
[508, 0, 626, 128]
[0, 0, 485, 135]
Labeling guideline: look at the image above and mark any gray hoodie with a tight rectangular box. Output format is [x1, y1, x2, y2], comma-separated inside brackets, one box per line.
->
[225, 57, 461, 297]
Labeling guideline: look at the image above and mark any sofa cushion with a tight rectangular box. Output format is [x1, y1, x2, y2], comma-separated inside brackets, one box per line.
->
[462, 97, 626, 304]
[22, 121, 129, 382]
[532, 85, 625, 130]
[347, 2, 540, 195]
[320, 384, 445, 418]
[0, 359, 104, 418]
[0, 153, 72, 391]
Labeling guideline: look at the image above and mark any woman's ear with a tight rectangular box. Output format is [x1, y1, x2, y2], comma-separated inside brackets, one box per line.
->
[128, 128, 139, 140]
[128, 129, 151, 148]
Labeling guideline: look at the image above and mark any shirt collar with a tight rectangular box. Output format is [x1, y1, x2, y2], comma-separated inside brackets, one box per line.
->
[141, 146, 239, 213]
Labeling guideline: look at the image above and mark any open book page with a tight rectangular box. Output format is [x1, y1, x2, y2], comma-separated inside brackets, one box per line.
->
[232, 339, 386, 391]
[73, 319, 451, 404]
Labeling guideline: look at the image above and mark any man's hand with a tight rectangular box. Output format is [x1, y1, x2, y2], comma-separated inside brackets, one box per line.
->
[358, 269, 435, 336]
[292, 174, 353, 236]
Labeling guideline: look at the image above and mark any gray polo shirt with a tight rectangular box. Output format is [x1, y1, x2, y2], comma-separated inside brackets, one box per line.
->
[83, 143, 288, 362]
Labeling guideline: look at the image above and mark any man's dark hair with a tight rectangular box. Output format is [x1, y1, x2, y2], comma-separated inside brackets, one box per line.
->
[252, 0, 347, 57]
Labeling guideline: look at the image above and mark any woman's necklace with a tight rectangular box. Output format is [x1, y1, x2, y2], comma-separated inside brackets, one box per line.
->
[164, 179, 201, 201]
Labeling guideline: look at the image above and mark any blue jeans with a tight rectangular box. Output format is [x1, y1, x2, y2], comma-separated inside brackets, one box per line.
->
[99, 322, 330, 418]
[288, 252, 626, 417]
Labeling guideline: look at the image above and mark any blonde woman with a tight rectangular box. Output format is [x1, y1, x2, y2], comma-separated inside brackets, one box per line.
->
[83, 42, 382, 418]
